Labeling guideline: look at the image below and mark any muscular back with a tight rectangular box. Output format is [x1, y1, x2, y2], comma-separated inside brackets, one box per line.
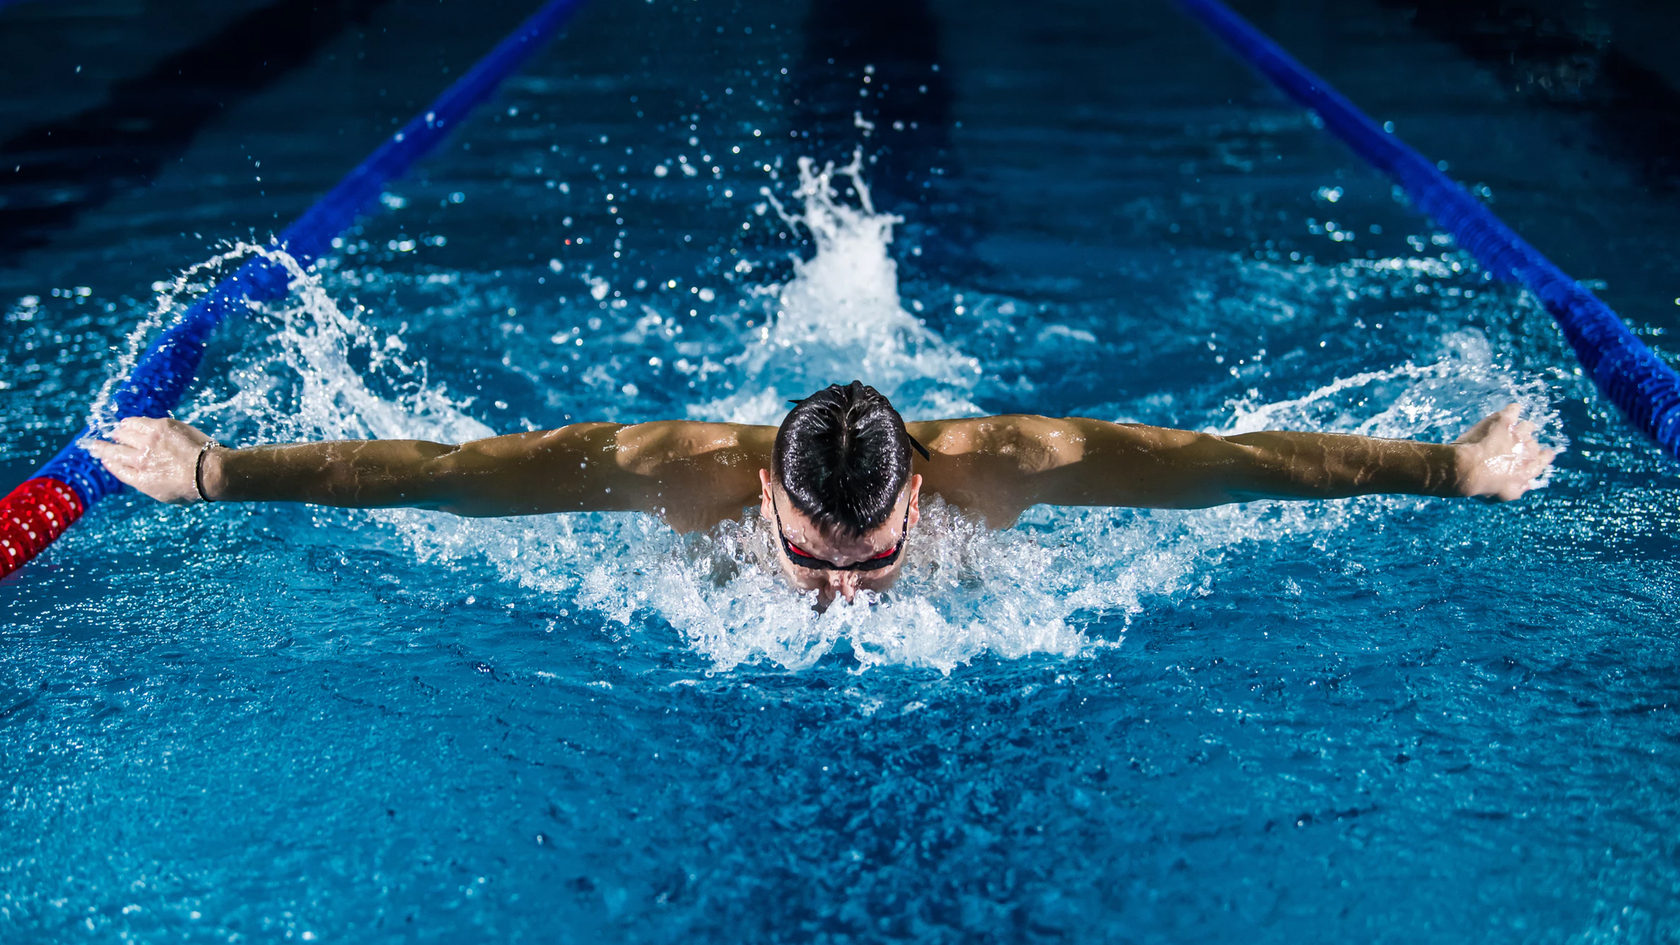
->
[619, 414, 1260, 531]
[626, 415, 1072, 531]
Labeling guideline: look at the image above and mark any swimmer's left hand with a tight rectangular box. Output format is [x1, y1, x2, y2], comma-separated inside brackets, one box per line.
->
[1453, 404, 1556, 501]
[81, 417, 214, 504]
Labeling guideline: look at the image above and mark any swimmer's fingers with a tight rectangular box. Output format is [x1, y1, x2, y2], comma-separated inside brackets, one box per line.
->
[1523, 447, 1559, 495]
[1453, 403, 1558, 501]
[81, 440, 145, 491]
[106, 416, 178, 449]
[1516, 445, 1558, 494]
[80, 437, 143, 471]
[81, 436, 152, 497]
[1455, 403, 1521, 446]
[79, 439, 154, 499]
[80, 417, 211, 504]
[1493, 440, 1556, 501]
[1508, 417, 1549, 496]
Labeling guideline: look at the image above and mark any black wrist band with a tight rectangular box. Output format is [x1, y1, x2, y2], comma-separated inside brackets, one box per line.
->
[195, 440, 219, 503]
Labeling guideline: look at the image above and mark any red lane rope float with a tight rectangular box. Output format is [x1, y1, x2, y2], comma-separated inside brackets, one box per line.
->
[0, 478, 85, 576]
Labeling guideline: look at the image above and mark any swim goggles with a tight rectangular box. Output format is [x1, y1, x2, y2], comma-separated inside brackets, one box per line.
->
[771, 496, 910, 572]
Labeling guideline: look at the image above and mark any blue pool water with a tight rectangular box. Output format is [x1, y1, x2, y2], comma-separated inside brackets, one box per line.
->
[4, 0, 1679, 940]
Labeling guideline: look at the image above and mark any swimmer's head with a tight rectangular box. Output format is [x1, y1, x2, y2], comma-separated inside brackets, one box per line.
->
[773, 381, 921, 535]
[760, 381, 926, 604]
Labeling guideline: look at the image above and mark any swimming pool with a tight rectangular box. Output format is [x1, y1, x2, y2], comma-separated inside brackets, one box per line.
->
[4, 0, 1678, 940]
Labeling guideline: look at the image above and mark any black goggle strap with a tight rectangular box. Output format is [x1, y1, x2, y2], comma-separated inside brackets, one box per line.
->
[905, 431, 931, 461]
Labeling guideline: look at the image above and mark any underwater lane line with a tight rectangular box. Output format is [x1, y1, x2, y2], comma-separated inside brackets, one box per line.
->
[0, 0, 588, 581]
[1176, 0, 1680, 463]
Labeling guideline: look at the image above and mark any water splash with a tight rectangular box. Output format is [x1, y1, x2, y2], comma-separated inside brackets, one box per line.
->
[87, 241, 279, 434]
[697, 150, 982, 423]
[184, 249, 487, 447]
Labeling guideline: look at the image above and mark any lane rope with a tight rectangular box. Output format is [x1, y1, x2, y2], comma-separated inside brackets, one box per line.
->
[1, 0, 586, 579]
[1177, 0, 1680, 459]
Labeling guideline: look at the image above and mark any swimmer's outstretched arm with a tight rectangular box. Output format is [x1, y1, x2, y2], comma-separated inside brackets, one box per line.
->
[911, 404, 1553, 523]
[83, 417, 773, 528]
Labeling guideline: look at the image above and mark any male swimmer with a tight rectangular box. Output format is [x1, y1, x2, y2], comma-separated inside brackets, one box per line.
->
[84, 381, 1553, 606]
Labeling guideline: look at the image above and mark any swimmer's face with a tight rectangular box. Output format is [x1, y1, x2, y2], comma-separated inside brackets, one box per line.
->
[758, 469, 921, 606]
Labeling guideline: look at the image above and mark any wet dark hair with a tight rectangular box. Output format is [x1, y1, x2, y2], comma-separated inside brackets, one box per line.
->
[773, 381, 928, 538]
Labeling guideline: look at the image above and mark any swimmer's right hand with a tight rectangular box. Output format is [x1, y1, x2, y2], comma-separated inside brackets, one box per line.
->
[82, 417, 218, 504]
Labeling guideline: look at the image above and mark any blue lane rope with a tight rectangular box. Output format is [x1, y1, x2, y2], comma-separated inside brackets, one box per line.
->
[1177, 0, 1680, 457]
[2, 0, 585, 577]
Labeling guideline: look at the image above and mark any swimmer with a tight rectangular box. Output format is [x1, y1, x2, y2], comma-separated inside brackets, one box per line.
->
[83, 381, 1553, 606]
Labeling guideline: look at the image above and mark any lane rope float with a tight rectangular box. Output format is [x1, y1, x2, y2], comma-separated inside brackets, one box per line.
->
[1177, 0, 1680, 459]
[0, 0, 587, 579]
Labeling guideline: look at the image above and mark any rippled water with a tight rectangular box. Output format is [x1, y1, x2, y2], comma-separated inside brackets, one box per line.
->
[4, 0, 1678, 941]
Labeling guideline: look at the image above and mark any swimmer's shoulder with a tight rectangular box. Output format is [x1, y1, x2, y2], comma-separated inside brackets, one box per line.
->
[908, 415, 1081, 466]
[614, 420, 775, 470]
[907, 415, 1086, 527]
[612, 420, 776, 533]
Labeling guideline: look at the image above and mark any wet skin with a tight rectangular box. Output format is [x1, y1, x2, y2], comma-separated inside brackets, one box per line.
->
[84, 405, 1554, 602]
